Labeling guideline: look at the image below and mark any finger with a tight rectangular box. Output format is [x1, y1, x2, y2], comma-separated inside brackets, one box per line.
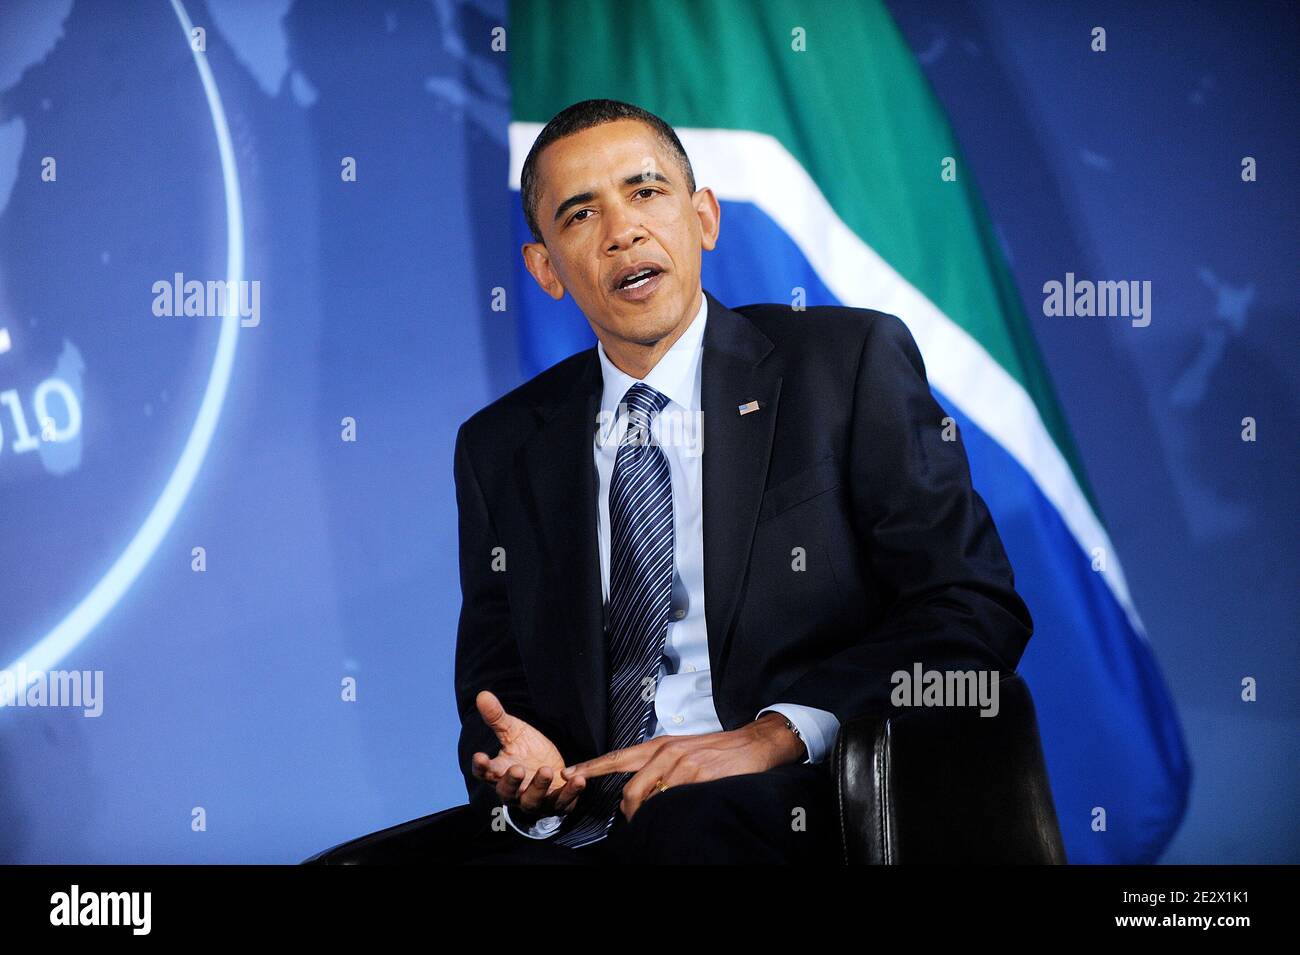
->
[563, 739, 656, 781]
[495, 761, 529, 803]
[621, 750, 685, 822]
[471, 751, 491, 781]
[535, 766, 585, 813]
[475, 690, 514, 743]
[551, 773, 587, 815]
[473, 750, 514, 784]
[561, 750, 622, 781]
[516, 766, 556, 814]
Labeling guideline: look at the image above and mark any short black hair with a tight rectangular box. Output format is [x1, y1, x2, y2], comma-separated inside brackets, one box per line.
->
[519, 98, 697, 245]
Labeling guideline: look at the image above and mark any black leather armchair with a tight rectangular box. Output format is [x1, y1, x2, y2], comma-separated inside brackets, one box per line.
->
[302, 672, 1066, 864]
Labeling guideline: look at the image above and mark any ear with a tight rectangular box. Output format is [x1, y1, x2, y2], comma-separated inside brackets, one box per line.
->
[521, 242, 566, 301]
[692, 186, 721, 252]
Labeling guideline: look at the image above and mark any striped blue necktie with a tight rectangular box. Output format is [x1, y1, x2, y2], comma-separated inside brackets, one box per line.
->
[554, 382, 675, 847]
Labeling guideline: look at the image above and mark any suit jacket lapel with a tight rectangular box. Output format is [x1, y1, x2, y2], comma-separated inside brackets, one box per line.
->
[699, 290, 781, 720]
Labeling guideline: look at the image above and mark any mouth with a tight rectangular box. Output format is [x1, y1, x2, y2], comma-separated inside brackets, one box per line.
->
[612, 263, 666, 301]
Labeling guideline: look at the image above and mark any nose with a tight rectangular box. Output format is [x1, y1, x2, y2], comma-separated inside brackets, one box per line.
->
[603, 199, 647, 253]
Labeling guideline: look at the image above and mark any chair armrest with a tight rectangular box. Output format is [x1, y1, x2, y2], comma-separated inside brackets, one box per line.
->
[300, 804, 482, 865]
[831, 671, 1067, 864]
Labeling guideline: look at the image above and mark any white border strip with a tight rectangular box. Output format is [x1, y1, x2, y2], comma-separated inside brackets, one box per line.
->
[509, 121, 1146, 638]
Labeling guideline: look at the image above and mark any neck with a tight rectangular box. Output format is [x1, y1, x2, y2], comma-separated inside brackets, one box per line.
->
[600, 288, 703, 379]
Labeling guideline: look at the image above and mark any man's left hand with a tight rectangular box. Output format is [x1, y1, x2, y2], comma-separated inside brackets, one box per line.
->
[559, 713, 806, 822]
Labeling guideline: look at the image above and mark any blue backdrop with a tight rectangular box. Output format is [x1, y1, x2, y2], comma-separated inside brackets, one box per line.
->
[0, 0, 1294, 863]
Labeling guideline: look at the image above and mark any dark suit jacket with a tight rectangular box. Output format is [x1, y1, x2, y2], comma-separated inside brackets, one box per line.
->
[452, 288, 1033, 820]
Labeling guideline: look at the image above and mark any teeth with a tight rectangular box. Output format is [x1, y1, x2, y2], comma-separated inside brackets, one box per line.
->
[621, 268, 655, 288]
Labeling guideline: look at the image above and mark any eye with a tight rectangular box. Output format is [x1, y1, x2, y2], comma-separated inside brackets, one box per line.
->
[635, 187, 658, 199]
[568, 208, 592, 225]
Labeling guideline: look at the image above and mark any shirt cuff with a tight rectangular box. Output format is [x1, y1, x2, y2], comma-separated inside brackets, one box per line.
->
[756, 703, 840, 765]
[501, 803, 566, 839]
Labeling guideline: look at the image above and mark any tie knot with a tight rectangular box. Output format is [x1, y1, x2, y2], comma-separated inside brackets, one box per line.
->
[618, 383, 669, 448]
[621, 382, 669, 424]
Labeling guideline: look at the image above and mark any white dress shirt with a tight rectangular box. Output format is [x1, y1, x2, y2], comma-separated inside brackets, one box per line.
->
[504, 289, 841, 838]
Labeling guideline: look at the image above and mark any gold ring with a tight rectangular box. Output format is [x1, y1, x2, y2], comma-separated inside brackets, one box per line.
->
[655, 778, 668, 793]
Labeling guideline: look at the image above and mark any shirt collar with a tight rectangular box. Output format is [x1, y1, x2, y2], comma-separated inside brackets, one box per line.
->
[596, 289, 707, 444]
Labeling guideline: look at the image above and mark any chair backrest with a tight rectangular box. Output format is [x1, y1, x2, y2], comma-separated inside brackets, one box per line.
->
[832, 671, 1067, 864]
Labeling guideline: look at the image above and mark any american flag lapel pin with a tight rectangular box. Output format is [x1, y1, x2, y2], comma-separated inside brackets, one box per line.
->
[738, 399, 761, 416]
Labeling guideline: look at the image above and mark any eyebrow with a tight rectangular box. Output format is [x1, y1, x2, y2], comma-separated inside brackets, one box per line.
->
[552, 170, 672, 225]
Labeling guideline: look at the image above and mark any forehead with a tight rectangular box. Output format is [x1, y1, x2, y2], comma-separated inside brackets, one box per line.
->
[536, 119, 674, 194]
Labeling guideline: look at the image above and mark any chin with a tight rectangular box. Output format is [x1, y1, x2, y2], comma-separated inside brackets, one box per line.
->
[627, 318, 679, 344]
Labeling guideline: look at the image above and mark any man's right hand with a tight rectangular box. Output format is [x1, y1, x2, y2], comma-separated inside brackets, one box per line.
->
[470, 690, 589, 821]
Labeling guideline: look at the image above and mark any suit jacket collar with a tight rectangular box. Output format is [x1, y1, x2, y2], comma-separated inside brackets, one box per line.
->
[516, 288, 782, 757]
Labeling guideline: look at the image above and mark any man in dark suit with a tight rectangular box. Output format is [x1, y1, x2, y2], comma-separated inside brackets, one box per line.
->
[451, 99, 1033, 863]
